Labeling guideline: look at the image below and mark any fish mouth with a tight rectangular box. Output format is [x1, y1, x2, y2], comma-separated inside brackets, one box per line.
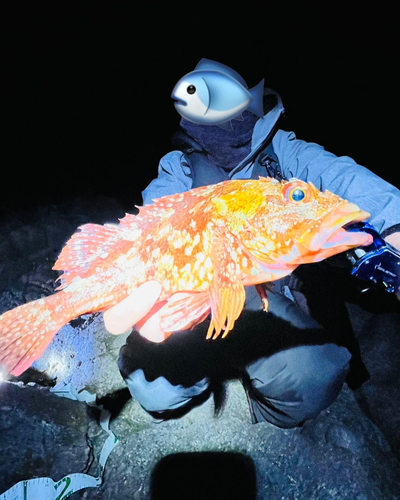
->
[298, 203, 373, 259]
[172, 95, 187, 107]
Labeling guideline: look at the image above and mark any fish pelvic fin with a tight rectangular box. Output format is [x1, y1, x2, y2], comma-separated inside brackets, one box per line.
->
[0, 293, 72, 376]
[207, 282, 246, 340]
[247, 78, 265, 118]
[206, 229, 246, 340]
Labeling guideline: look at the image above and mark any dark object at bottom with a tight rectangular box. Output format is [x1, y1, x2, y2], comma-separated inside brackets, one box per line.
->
[150, 451, 257, 500]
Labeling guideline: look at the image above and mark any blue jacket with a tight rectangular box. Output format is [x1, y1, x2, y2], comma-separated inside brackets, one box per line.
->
[143, 90, 400, 236]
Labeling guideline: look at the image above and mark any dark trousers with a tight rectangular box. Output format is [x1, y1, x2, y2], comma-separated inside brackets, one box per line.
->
[118, 266, 367, 428]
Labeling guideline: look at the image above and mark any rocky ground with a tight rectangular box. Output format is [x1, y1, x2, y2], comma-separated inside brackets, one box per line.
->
[0, 196, 399, 500]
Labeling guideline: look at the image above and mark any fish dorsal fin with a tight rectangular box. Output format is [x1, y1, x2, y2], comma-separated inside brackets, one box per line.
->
[53, 223, 131, 289]
[120, 197, 185, 227]
[118, 212, 139, 228]
[195, 58, 248, 88]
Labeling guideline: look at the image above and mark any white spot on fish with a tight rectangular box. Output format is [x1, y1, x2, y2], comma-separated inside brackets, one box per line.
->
[116, 255, 128, 266]
[160, 254, 174, 267]
[147, 247, 160, 260]
[182, 263, 192, 274]
[260, 242, 276, 252]
[172, 237, 184, 249]
[204, 257, 212, 269]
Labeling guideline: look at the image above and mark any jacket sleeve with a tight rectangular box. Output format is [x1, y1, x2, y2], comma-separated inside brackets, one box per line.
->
[273, 130, 400, 234]
[141, 151, 192, 205]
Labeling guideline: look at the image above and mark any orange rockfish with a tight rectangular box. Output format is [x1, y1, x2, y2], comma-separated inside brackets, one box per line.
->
[0, 177, 372, 376]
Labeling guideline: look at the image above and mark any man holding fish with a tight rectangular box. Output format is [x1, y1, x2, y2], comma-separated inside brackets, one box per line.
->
[0, 59, 398, 426]
[102, 59, 399, 426]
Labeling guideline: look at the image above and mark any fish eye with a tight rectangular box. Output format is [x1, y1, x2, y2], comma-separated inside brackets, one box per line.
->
[187, 85, 196, 95]
[283, 181, 311, 203]
[290, 188, 306, 202]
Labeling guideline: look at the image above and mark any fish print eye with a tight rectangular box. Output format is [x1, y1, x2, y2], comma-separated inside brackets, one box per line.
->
[187, 85, 196, 94]
[282, 181, 312, 203]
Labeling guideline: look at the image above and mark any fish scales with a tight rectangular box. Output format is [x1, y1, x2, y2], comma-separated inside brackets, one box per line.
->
[0, 177, 373, 376]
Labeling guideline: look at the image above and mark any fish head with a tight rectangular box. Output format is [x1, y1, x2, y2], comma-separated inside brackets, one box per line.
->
[275, 179, 373, 263]
[171, 71, 211, 123]
[212, 177, 373, 268]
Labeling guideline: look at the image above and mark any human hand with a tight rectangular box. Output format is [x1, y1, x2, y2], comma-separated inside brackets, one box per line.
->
[384, 232, 400, 252]
[384, 232, 400, 300]
[103, 281, 166, 341]
[103, 282, 197, 342]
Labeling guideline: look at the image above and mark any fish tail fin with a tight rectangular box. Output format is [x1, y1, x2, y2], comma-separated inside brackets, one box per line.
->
[248, 78, 265, 118]
[0, 293, 73, 376]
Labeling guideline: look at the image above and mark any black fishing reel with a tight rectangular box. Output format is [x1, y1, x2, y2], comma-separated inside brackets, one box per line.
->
[345, 222, 400, 294]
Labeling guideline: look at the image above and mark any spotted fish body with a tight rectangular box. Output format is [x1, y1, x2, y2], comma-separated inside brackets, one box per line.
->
[0, 177, 372, 376]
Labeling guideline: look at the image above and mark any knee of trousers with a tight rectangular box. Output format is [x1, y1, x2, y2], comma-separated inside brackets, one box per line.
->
[123, 369, 210, 414]
[245, 344, 351, 428]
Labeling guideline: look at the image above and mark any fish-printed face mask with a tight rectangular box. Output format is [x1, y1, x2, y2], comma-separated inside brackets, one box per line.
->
[171, 58, 264, 130]
[0, 177, 372, 377]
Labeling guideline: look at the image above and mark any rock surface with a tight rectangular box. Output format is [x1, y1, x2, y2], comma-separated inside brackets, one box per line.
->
[0, 196, 399, 499]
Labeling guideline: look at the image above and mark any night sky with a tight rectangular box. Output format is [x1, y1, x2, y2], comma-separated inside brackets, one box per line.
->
[2, 8, 397, 218]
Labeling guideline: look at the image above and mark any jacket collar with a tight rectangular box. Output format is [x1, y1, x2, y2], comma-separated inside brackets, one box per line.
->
[231, 88, 284, 176]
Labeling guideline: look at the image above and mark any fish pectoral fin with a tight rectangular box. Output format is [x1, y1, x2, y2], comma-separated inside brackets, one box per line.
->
[207, 230, 246, 340]
[159, 292, 211, 333]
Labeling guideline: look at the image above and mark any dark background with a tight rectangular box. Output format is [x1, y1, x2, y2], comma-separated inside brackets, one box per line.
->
[1, 7, 397, 218]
